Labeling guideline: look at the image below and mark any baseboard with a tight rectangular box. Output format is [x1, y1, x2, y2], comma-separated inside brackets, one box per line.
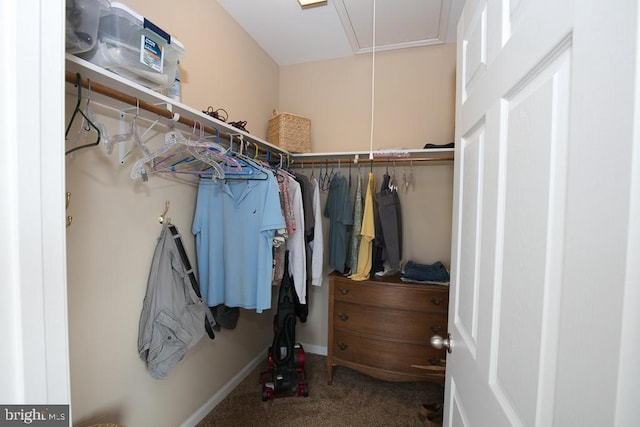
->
[300, 342, 327, 356]
[180, 348, 268, 427]
[180, 343, 327, 426]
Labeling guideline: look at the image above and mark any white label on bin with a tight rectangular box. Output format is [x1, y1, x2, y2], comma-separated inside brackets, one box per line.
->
[140, 35, 164, 73]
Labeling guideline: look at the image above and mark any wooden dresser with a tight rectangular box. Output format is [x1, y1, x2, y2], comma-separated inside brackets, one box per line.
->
[327, 272, 448, 384]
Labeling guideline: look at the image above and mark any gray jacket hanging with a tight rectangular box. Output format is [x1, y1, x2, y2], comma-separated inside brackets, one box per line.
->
[138, 223, 210, 379]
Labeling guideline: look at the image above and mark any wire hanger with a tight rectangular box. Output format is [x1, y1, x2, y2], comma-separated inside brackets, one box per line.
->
[65, 73, 101, 155]
[390, 161, 398, 192]
[403, 159, 415, 193]
[320, 160, 330, 191]
[222, 135, 269, 181]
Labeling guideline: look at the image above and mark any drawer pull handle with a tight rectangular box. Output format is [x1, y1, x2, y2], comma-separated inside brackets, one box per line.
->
[338, 342, 348, 351]
[338, 312, 349, 321]
[430, 297, 444, 306]
[430, 324, 443, 333]
[339, 288, 350, 295]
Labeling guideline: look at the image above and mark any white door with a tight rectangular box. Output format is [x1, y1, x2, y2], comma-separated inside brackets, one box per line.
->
[445, 0, 640, 425]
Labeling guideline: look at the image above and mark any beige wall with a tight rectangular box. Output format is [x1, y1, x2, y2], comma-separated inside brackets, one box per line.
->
[65, 2, 456, 425]
[279, 43, 456, 151]
[65, 1, 278, 426]
[279, 45, 456, 348]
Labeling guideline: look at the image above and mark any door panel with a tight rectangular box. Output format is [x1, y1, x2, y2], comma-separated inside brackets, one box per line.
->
[462, 1, 487, 103]
[455, 121, 485, 358]
[491, 46, 570, 427]
[447, 0, 573, 425]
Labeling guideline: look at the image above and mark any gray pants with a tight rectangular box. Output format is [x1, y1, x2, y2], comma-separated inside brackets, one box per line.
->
[375, 188, 402, 270]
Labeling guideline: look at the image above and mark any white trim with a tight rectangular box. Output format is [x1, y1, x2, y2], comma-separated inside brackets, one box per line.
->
[300, 342, 327, 356]
[40, 0, 71, 404]
[0, 0, 69, 405]
[615, 6, 640, 423]
[179, 348, 268, 427]
[0, 0, 24, 403]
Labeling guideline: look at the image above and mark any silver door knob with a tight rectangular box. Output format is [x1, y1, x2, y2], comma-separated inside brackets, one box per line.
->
[430, 334, 453, 353]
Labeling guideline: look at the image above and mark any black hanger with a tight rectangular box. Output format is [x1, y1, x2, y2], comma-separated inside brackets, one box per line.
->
[65, 73, 101, 155]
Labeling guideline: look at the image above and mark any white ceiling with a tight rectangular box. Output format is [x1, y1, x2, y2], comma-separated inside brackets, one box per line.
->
[216, 0, 465, 66]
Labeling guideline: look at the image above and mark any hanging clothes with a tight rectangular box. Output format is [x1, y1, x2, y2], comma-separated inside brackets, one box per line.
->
[138, 223, 211, 379]
[346, 171, 363, 274]
[293, 172, 314, 322]
[374, 173, 403, 272]
[294, 172, 315, 287]
[286, 175, 307, 305]
[324, 174, 353, 273]
[272, 170, 296, 286]
[192, 173, 284, 313]
[310, 176, 324, 287]
[349, 172, 376, 281]
[371, 173, 388, 274]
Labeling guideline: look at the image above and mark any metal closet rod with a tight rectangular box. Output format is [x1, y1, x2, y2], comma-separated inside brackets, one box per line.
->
[64, 71, 284, 157]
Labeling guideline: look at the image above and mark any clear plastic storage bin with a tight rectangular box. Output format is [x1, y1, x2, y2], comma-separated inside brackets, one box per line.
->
[80, 2, 184, 90]
[66, 0, 111, 54]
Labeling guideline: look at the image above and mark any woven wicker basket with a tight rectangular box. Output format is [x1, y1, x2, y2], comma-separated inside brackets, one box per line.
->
[267, 110, 311, 153]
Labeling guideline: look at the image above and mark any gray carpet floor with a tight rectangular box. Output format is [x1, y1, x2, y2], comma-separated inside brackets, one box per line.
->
[197, 352, 444, 427]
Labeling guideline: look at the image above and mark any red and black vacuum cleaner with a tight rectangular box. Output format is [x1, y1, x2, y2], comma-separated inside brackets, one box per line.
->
[260, 251, 308, 401]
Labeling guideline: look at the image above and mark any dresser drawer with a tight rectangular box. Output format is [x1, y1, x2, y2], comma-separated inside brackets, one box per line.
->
[332, 329, 446, 376]
[332, 278, 448, 313]
[333, 301, 447, 342]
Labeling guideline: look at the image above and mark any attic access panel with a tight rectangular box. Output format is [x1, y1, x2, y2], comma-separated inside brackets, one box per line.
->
[334, 0, 453, 54]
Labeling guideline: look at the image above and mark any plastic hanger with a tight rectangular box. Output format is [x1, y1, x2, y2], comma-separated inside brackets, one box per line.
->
[186, 121, 236, 175]
[389, 161, 398, 192]
[102, 98, 157, 162]
[132, 121, 228, 181]
[161, 123, 227, 179]
[403, 160, 415, 193]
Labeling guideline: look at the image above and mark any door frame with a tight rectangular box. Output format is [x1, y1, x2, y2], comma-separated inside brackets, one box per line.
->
[0, 0, 70, 404]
